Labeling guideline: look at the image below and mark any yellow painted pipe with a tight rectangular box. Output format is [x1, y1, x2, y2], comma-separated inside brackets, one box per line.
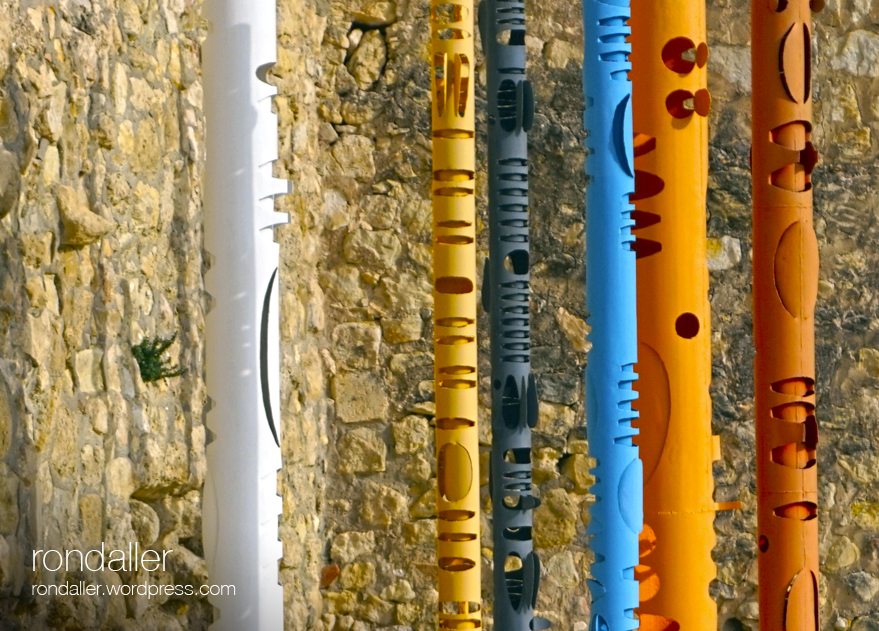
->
[431, 1, 481, 628]
[630, 3, 728, 629]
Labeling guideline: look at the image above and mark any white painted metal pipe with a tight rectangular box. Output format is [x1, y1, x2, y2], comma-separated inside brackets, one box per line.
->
[203, 0, 290, 628]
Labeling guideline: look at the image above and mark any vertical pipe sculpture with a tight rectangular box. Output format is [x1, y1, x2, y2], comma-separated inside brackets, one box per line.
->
[752, 0, 821, 629]
[629, 4, 724, 630]
[582, 1, 642, 630]
[478, 2, 548, 629]
[203, 0, 290, 628]
[430, 1, 481, 628]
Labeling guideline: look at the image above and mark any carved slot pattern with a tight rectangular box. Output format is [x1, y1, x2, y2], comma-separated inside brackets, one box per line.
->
[632, 170, 665, 201]
[439, 557, 477, 571]
[434, 52, 472, 119]
[434, 52, 447, 116]
[769, 122, 818, 192]
[457, 54, 471, 116]
[769, 375, 817, 470]
[440, 365, 476, 376]
[434, 3, 468, 24]
[439, 601, 482, 630]
[503, 450, 529, 465]
[439, 532, 478, 542]
[439, 509, 476, 521]
[584, 0, 640, 627]
[632, 238, 661, 258]
[438, 28, 470, 40]
[436, 276, 475, 294]
[437, 316, 475, 327]
[441, 602, 482, 615]
[497, 6, 525, 26]
[496, 29, 526, 46]
[505, 553, 525, 609]
[498, 79, 518, 131]
[437, 235, 476, 245]
[504, 526, 533, 541]
[437, 335, 475, 345]
[630, 118, 662, 254]
[636, 526, 683, 631]
[630, 129, 661, 252]
[433, 0, 479, 621]
[752, 0, 820, 625]
[771, 376, 815, 396]
[502, 375, 521, 429]
[484, 0, 543, 626]
[437, 417, 476, 429]
[631, 210, 660, 229]
[774, 501, 817, 520]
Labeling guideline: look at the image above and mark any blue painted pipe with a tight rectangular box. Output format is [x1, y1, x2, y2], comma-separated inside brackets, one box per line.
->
[582, 0, 643, 629]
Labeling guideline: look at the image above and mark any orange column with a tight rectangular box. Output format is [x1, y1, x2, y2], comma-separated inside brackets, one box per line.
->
[630, 2, 725, 629]
[752, 0, 821, 629]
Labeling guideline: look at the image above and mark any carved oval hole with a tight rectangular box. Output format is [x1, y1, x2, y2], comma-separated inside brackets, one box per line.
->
[774, 221, 819, 318]
[612, 94, 634, 176]
[618, 459, 644, 534]
[438, 443, 473, 501]
[780, 23, 811, 104]
[633, 343, 671, 484]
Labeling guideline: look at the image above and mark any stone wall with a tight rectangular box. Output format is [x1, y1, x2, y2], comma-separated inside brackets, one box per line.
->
[0, 1, 210, 629]
[3, 0, 879, 629]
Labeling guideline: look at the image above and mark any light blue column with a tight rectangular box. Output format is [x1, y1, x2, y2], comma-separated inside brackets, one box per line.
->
[582, 0, 643, 629]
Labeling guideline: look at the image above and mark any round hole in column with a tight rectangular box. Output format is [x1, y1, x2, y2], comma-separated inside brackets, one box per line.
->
[675, 313, 700, 338]
[666, 90, 696, 118]
[504, 249, 529, 275]
[758, 535, 769, 552]
[661, 37, 697, 74]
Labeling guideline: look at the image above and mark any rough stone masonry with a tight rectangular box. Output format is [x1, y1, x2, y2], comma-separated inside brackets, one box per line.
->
[3, 0, 879, 630]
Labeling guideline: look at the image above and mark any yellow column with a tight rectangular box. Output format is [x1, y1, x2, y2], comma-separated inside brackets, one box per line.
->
[430, 2, 481, 629]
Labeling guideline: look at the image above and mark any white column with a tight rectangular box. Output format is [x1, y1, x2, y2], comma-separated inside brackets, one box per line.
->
[202, 0, 289, 628]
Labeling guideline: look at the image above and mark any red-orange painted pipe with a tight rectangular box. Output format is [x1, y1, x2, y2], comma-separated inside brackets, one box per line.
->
[752, 0, 821, 628]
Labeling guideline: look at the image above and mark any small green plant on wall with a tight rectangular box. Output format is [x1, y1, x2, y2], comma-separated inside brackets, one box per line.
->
[132, 333, 187, 382]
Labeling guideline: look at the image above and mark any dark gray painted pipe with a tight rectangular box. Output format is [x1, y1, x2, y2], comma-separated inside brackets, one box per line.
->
[479, 3, 548, 629]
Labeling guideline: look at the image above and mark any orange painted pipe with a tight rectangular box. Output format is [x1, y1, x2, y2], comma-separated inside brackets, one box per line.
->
[752, 0, 821, 629]
[629, 3, 725, 630]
